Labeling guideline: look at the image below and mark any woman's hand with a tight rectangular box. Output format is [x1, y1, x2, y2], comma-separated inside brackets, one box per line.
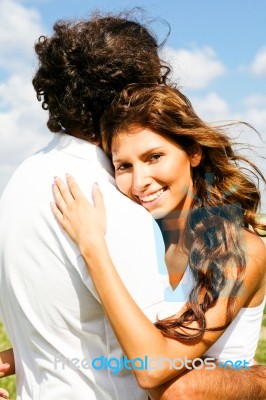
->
[51, 174, 106, 251]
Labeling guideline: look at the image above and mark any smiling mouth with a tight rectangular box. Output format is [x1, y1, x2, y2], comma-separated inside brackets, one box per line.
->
[138, 187, 167, 203]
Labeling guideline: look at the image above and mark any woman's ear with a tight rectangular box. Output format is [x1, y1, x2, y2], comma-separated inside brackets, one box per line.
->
[190, 145, 202, 167]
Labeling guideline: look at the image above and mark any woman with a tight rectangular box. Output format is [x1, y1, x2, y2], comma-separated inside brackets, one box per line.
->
[51, 84, 266, 388]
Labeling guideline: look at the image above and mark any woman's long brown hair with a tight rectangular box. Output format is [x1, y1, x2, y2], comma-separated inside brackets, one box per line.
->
[101, 84, 266, 341]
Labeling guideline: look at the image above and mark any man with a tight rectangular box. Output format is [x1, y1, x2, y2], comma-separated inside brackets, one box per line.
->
[0, 13, 265, 400]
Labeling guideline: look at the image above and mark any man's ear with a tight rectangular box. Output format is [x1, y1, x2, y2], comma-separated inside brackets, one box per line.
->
[190, 145, 202, 167]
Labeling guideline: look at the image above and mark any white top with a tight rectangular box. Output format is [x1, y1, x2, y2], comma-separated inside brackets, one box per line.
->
[0, 133, 170, 400]
[160, 266, 265, 364]
[206, 300, 265, 363]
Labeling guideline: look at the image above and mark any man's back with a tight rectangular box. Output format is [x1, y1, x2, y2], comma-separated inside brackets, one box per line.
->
[0, 133, 169, 399]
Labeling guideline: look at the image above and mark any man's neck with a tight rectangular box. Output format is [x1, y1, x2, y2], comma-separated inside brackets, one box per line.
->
[69, 129, 100, 146]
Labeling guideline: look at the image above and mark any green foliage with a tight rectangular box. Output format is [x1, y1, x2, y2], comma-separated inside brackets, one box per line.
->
[262, 306, 266, 327]
[255, 339, 266, 364]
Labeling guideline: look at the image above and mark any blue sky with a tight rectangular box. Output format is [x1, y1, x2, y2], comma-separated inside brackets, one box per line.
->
[0, 0, 266, 210]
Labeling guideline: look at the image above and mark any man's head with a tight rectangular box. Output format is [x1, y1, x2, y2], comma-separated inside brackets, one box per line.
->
[32, 12, 170, 143]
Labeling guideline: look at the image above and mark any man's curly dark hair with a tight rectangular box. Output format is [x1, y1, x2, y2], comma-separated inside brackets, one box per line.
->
[32, 12, 170, 142]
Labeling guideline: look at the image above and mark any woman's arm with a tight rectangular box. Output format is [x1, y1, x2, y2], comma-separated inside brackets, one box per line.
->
[51, 175, 266, 389]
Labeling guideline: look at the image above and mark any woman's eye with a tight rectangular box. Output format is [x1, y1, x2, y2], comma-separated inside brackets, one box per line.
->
[116, 163, 131, 171]
[149, 154, 162, 162]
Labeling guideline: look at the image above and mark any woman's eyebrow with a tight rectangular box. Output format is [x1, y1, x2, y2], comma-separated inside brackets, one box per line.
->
[113, 147, 163, 163]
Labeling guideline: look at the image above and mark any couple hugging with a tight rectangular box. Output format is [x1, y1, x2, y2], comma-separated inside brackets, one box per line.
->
[0, 10, 265, 400]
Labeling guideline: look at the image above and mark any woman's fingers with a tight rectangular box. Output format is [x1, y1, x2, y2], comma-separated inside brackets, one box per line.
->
[91, 183, 106, 234]
[66, 174, 85, 200]
[52, 175, 78, 216]
[50, 201, 64, 224]
[54, 176, 74, 204]
[51, 175, 106, 244]
[52, 183, 68, 215]
[92, 183, 105, 210]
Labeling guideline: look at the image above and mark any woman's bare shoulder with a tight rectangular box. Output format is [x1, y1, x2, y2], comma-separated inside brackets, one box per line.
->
[242, 229, 266, 293]
[244, 229, 266, 258]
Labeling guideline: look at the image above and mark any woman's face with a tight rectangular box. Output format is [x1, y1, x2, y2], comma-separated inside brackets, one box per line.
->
[112, 127, 201, 218]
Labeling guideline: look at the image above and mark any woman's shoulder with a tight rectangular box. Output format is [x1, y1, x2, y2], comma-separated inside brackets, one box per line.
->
[243, 229, 266, 260]
[242, 229, 266, 299]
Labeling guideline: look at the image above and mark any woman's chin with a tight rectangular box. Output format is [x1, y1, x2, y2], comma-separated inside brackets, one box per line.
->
[149, 207, 170, 219]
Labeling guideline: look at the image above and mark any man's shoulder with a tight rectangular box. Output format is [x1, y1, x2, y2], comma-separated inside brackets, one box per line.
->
[100, 180, 153, 220]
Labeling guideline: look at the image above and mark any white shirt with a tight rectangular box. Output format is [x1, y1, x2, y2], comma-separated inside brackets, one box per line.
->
[0, 133, 170, 400]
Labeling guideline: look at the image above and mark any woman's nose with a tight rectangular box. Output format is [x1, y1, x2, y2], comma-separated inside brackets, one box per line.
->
[132, 166, 152, 192]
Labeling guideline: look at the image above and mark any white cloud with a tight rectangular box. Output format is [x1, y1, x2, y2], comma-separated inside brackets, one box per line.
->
[243, 94, 266, 109]
[0, 74, 35, 109]
[245, 108, 266, 132]
[244, 107, 266, 146]
[0, 74, 52, 175]
[250, 47, 266, 77]
[0, 0, 44, 73]
[161, 46, 226, 89]
[240, 95, 266, 140]
[0, 0, 52, 196]
[190, 92, 230, 121]
[187, 92, 266, 142]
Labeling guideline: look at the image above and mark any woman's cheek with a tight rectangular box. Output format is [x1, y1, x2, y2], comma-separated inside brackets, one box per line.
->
[116, 176, 129, 196]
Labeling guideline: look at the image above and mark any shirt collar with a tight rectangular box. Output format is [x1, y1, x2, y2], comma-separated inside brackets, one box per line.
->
[53, 132, 114, 176]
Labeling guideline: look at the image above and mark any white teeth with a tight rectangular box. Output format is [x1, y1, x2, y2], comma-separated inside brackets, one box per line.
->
[139, 188, 165, 202]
